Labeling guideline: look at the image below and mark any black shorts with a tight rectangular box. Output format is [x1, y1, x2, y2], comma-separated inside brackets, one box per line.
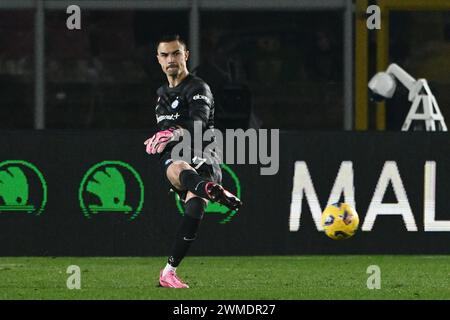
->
[159, 148, 222, 201]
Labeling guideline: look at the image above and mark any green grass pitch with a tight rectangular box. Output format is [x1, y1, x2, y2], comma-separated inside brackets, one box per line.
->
[0, 256, 449, 299]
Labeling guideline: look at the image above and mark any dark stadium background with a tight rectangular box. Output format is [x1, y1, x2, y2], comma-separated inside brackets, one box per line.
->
[2, 1, 449, 132]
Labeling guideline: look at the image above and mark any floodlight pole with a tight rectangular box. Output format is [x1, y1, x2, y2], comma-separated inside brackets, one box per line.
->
[189, 0, 200, 71]
[34, 0, 45, 129]
[343, 0, 353, 130]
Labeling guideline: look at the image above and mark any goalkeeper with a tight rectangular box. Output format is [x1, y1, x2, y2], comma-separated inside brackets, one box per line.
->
[144, 34, 242, 289]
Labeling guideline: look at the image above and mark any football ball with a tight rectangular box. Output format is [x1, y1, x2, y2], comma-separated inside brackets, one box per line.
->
[321, 203, 359, 240]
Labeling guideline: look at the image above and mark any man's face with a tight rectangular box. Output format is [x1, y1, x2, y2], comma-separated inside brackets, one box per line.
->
[157, 40, 189, 77]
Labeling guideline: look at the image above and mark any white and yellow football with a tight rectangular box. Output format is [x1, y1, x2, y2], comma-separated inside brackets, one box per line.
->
[321, 203, 359, 240]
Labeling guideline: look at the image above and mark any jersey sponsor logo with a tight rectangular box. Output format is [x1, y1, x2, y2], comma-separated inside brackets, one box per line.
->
[193, 94, 211, 104]
[156, 113, 180, 123]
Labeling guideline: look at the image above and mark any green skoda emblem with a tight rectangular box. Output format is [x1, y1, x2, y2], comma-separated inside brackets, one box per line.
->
[79, 161, 144, 220]
[0, 160, 47, 215]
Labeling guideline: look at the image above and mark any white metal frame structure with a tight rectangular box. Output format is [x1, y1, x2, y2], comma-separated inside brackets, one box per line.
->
[402, 80, 447, 131]
[369, 63, 447, 131]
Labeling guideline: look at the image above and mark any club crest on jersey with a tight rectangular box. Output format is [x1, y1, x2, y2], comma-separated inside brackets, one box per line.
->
[171, 98, 180, 109]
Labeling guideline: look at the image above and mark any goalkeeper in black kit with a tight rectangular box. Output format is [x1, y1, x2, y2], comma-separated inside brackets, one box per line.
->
[144, 34, 242, 288]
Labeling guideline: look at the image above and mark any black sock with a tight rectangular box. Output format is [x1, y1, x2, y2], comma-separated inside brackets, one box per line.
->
[179, 169, 210, 199]
[168, 197, 205, 267]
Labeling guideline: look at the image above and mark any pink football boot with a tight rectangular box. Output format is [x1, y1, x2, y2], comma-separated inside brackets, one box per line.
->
[159, 270, 189, 288]
[205, 182, 242, 211]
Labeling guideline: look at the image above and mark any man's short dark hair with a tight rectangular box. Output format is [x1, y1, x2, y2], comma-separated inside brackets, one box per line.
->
[156, 34, 188, 51]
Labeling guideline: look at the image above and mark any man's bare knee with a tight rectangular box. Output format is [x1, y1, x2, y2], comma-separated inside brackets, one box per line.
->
[168, 160, 195, 177]
[167, 161, 196, 190]
[185, 191, 208, 205]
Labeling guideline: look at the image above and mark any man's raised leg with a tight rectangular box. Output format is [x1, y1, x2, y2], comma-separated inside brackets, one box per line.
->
[166, 161, 242, 211]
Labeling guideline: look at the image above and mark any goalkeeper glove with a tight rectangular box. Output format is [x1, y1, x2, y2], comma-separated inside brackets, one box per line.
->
[144, 127, 182, 154]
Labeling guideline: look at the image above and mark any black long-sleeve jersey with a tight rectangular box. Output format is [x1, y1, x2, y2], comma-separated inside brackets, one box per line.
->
[155, 74, 215, 135]
[155, 74, 222, 189]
